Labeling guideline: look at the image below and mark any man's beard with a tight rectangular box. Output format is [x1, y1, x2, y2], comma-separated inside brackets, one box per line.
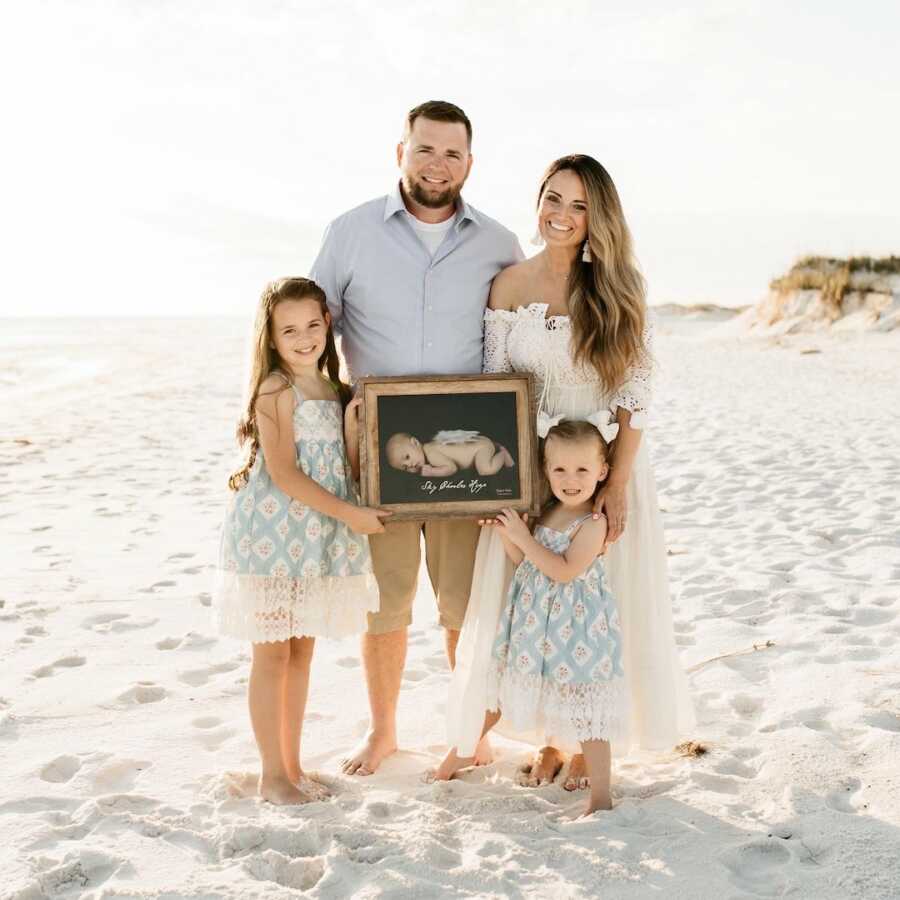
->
[404, 174, 463, 209]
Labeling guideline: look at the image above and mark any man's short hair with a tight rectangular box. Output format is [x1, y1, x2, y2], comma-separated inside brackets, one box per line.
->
[403, 100, 472, 149]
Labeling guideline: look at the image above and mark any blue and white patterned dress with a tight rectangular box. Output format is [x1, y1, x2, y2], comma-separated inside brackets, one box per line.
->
[486, 515, 628, 745]
[215, 384, 379, 642]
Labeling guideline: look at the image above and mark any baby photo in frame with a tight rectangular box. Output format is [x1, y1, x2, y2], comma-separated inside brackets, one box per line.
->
[357, 374, 540, 520]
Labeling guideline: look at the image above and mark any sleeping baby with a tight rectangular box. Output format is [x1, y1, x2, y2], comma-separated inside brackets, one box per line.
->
[385, 430, 515, 477]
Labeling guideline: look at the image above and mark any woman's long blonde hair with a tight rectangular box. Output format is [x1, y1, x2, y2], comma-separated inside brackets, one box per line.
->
[538, 155, 647, 395]
[228, 277, 349, 491]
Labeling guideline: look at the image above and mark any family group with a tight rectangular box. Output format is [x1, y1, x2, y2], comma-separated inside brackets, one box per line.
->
[214, 100, 694, 818]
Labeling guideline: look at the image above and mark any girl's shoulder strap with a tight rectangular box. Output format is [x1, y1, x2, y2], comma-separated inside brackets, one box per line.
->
[565, 512, 598, 536]
[271, 370, 304, 404]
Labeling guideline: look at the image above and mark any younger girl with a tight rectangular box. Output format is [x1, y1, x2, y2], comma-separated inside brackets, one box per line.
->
[431, 419, 627, 817]
[215, 277, 389, 805]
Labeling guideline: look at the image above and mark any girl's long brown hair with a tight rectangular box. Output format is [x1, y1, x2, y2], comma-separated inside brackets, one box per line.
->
[228, 277, 349, 491]
[538, 155, 648, 395]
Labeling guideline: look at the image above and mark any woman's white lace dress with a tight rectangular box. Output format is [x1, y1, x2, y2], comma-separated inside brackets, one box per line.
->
[446, 303, 694, 755]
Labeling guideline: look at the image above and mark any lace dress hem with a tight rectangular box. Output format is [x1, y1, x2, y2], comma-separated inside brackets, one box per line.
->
[485, 666, 629, 745]
[215, 571, 379, 642]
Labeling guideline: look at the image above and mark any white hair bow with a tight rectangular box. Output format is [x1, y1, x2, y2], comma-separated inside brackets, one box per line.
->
[586, 409, 620, 443]
[536, 411, 565, 438]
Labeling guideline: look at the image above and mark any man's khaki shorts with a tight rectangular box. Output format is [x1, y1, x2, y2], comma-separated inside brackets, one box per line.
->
[366, 518, 480, 635]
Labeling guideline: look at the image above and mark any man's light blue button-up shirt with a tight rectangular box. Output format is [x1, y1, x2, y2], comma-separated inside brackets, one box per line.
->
[310, 183, 523, 381]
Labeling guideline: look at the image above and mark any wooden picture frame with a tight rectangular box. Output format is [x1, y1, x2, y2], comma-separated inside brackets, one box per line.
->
[357, 374, 540, 521]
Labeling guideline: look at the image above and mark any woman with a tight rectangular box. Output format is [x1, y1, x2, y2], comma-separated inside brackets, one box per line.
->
[441, 155, 694, 787]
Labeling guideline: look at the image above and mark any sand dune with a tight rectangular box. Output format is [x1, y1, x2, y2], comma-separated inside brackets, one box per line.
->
[1, 316, 899, 899]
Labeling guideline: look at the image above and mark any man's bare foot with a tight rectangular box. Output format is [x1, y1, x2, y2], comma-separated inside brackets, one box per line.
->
[517, 745, 564, 787]
[258, 775, 314, 805]
[563, 753, 590, 791]
[340, 731, 397, 776]
[474, 734, 494, 767]
[424, 746, 477, 783]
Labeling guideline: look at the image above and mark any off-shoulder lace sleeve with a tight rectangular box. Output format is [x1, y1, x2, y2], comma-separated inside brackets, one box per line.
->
[482, 308, 516, 374]
[609, 317, 654, 429]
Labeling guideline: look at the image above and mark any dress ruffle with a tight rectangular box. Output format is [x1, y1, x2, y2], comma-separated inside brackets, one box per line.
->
[215, 571, 379, 642]
[486, 666, 629, 746]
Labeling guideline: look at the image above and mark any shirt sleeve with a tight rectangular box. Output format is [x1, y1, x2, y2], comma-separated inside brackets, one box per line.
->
[309, 220, 345, 335]
[609, 317, 654, 429]
[482, 308, 516, 374]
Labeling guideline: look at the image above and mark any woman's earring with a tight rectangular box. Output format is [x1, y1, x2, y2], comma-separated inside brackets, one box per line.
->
[582, 241, 592, 262]
[530, 224, 544, 247]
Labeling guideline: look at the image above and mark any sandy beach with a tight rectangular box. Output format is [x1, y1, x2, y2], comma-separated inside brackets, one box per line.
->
[2, 314, 899, 899]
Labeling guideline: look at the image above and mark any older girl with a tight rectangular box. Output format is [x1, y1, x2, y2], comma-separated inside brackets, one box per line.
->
[215, 277, 388, 805]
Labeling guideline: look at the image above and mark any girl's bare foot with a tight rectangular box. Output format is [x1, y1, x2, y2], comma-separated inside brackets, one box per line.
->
[340, 731, 397, 776]
[424, 747, 477, 783]
[259, 774, 314, 805]
[297, 774, 331, 801]
[517, 745, 564, 787]
[474, 734, 494, 767]
[580, 794, 613, 817]
[563, 753, 590, 791]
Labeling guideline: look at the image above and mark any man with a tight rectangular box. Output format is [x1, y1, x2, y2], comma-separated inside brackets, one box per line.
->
[311, 100, 523, 775]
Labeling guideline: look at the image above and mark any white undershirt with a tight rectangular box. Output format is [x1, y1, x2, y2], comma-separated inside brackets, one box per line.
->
[408, 212, 457, 256]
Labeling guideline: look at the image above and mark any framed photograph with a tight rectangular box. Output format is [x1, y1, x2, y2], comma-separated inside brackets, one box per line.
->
[357, 374, 540, 521]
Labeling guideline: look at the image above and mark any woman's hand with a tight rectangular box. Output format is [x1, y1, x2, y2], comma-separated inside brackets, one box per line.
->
[594, 481, 628, 543]
[343, 505, 391, 535]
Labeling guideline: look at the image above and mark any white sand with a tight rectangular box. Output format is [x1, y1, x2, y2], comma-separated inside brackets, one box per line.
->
[2, 316, 899, 899]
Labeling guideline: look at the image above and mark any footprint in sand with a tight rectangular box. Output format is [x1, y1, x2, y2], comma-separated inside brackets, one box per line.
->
[89, 758, 152, 793]
[191, 716, 235, 751]
[32, 655, 87, 679]
[862, 710, 900, 733]
[719, 838, 792, 896]
[117, 682, 168, 705]
[825, 777, 868, 814]
[168, 553, 195, 561]
[178, 660, 241, 687]
[139, 580, 177, 594]
[336, 656, 359, 668]
[39, 755, 83, 783]
[82, 613, 159, 634]
[852, 607, 895, 627]
[156, 637, 182, 650]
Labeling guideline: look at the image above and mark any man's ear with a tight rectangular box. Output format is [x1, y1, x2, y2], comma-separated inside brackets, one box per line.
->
[465, 153, 474, 180]
[396, 142, 404, 168]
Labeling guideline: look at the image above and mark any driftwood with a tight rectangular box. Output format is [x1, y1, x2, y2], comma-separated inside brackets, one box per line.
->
[686, 639, 775, 674]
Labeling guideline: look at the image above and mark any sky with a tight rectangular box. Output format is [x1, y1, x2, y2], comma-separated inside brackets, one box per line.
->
[2, 0, 899, 316]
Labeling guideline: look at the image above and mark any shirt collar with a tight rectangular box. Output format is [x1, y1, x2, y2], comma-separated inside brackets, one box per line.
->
[383, 181, 480, 227]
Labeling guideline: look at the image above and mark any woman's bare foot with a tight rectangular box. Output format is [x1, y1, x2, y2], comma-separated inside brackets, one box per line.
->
[258, 774, 314, 805]
[563, 753, 590, 791]
[474, 734, 494, 767]
[517, 745, 564, 787]
[340, 731, 397, 776]
[424, 746, 477, 783]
